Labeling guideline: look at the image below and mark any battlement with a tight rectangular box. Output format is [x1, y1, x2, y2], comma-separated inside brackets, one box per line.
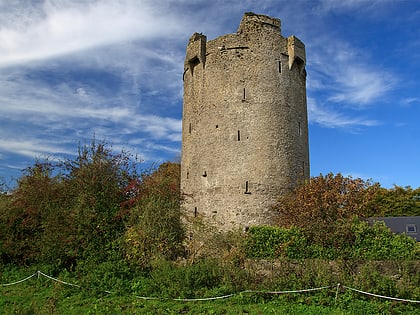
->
[185, 33, 207, 74]
[287, 35, 306, 70]
[238, 12, 281, 34]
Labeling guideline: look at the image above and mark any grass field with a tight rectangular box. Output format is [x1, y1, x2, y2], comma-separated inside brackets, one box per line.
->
[1, 275, 419, 315]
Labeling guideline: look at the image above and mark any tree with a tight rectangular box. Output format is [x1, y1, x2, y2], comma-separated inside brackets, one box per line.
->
[123, 162, 185, 269]
[273, 173, 380, 245]
[0, 141, 141, 269]
[58, 140, 140, 264]
[370, 185, 420, 217]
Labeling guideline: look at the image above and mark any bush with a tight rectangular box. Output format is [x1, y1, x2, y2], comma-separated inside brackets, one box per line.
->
[245, 226, 307, 259]
[123, 162, 185, 270]
[243, 221, 419, 260]
[351, 221, 420, 260]
[273, 173, 380, 245]
[0, 140, 141, 269]
[131, 259, 249, 299]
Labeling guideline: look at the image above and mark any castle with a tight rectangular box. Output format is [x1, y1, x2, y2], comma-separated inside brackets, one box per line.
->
[181, 13, 309, 230]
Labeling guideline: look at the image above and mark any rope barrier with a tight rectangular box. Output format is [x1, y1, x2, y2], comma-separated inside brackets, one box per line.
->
[1, 271, 420, 304]
[341, 284, 420, 304]
[37, 271, 81, 289]
[172, 293, 237, 302]
[0, 272, 37, 286]
[243, 285, 332, 295]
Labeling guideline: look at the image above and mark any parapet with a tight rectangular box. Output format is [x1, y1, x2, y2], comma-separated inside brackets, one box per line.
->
[287, 35, 306, 70]
[185, 33, 207, 72]
[237, 12, 281, 35]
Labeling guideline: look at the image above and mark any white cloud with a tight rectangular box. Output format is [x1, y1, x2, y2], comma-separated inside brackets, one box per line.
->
[0, 138, 74, 158]
[307, 36, 395, 108]
[327, 66, 394, 105]
[308, 98, 378, 129]
[0, 0, 191, 67]
[315, 0, 394, 15]
[401, 97, 420, 107]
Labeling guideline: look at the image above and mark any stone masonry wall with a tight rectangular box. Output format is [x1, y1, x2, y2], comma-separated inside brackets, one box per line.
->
[181, 13, 309, 231]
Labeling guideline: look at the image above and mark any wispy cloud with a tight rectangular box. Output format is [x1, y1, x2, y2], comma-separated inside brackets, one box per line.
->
[327, 65, 395, 106]
[315, 0, 394, 15]
[308, 98, 378, 129]
[401, 97, 420, 107]
[0, 0, 191, 67]
[307, 37, 395, 108]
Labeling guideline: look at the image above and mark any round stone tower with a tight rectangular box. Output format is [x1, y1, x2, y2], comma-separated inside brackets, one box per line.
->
[181, 13, 309, 230]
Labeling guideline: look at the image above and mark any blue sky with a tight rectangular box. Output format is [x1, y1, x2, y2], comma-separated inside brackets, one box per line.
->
[0, 0, 419, 189]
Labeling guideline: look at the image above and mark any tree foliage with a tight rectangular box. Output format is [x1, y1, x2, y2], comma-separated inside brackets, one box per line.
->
[0, 141, 185, 272]
[369, 186, 420, 217]
[273, 173, 380, 244]
[123, 162, 184, 269]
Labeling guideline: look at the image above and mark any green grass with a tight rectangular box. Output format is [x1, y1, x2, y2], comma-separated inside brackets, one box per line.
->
[1, 277, 419, 315]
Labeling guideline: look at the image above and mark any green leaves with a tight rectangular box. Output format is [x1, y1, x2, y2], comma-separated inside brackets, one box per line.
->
[244, 222, 420, 260]
[245, 226, 307, 259]
[351, 221, 419, 260]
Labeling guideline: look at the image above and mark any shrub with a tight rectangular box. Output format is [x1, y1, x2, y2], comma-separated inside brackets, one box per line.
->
[131, 259, 249, 299]
[0, 141, 140, 269]
[273, 173, 380, 245]
[245, 226, 307, 259]
[123, 163, 185, 269]
[244, 221, 419, 260]
[351, 220, 419, 260]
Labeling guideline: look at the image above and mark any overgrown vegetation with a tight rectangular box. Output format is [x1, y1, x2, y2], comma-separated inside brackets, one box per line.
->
[245, 223, 419, 260]
[0, 142, 419, 313]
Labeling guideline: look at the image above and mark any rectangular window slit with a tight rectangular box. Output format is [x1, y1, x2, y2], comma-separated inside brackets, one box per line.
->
[194, 207, 197, 217]
[278, 60, 282, 73]
[245, 181, 251, 194]
[243, 88, 246, 101]
[189, 123, 192, 134]
[298, 122, 302, 136]
[237, 130, 241, 141]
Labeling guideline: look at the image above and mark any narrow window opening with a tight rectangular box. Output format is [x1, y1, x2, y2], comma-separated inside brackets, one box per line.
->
[202, 171, 207, 177]
[188, 56, 200, 75]
[237, 130, 241, 141]
[278, 60, 282, 73]
[244, 181, 251, 194]
[242, 88, 246, 101]
[194, 207, 197, 218]
[215, 124, 219, 128]
[186, 171, 189, 179]
[298, 122, 302, 136]
[189, 123, 192, 134]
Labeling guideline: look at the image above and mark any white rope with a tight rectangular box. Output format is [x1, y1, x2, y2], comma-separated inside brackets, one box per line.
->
[37, 271, 112, 294]
[135, 296, 161, 300]
[136, 286, 330, 302]
[342, 285, 420, 304]
[2, 271, 420, 304]
[0, 272, 37, 286]
[37, 271, 81, 288]
[172, 293, 236, 301]
[243, 285, 332, 295]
